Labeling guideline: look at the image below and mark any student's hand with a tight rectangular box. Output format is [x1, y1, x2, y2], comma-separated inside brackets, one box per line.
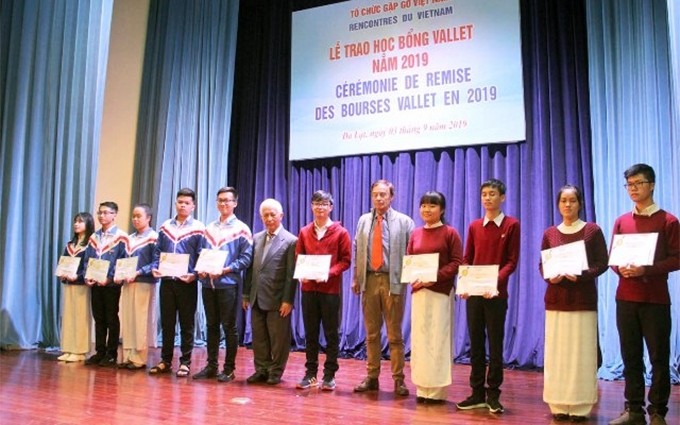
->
[482, 291, 496, 299]
[563, 274, 578, 282]
[411, 279, 431, 290]
[279, 302, 292, 317]
[221, 267, 232, 276]
[179, 274, 195, 283]
[459, 292, 470, 300]
[351, 280, 360, 295]
[152, 269, 162, 278]
[66, 274, 78, 282]
[242, 300, 250, 311]
[622, 264, 645, 278]
[209, 272, 222, 280]
[97, 279, 108, 286]
[548, 275, 563, 284]
[85, 279, 96, 287]
[198, 271, 209, 279]
[125, 276, 136, 284]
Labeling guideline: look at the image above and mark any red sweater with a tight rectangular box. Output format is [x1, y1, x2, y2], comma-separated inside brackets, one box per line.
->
[463, 216, 520, 299]
[406, 225, 463, 295]
[611, 209, 679, 304]
[540, 223, 609, 311]
[295, 221, 351, 294]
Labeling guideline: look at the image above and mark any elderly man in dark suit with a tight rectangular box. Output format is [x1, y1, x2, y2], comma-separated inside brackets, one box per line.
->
[243, 198, 297, 385]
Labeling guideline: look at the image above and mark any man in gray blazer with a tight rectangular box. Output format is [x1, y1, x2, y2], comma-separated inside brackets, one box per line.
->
[243, 198, 297, 385]
[352, 180, 414, 396]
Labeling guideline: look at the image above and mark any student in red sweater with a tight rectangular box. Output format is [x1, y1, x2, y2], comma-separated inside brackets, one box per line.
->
[539, 185, 609, 422]
[456, 179, 520, 414]
[609, 164, 679, 425]
[295, 190, 351, 391]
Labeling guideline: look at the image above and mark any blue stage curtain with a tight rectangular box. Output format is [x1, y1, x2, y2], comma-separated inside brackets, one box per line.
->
[230, 0, 595, 369]
[130, 0, 240, 344]
[0, 0, 113, 348]
[586, 0, 680, 382]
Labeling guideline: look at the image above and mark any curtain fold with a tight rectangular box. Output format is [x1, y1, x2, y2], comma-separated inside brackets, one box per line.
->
[230, 0, 595, 368]
[587, 0, 680, 382]
[0, 0, 113, 348]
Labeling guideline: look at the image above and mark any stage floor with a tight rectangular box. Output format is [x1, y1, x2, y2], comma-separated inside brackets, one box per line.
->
[0, 348, 677, 424]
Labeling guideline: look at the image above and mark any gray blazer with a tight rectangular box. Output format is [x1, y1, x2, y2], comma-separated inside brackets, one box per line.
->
[244, 228, 298, 311]
[353, 208, 414, 295]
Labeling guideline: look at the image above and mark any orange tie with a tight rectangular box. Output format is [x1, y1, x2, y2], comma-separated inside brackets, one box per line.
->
[371, 214, 383, 270]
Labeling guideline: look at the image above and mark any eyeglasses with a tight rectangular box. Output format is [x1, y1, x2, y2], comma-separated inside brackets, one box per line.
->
[312, 202, 331, 208]
[623, 181, 650, 190]
[217, 199, 236, 204]
[96, 211, 115, 216]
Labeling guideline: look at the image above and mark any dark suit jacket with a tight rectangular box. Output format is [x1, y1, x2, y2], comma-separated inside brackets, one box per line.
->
[244, 228, 298, 311]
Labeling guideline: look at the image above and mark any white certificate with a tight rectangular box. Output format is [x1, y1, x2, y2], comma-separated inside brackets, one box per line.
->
[293, 254, 331, 282]
[608, 233, 658, 266]
[400, 253, 439, 283]
[195, 248, 228, 275]
[55, 256, 81, 277]
[541, 240, 588, 279]
[456, 265, 499, 297]
[114, 257, 139, 282]
[158, 253, 190, 277]
[85, 258, 110, 283]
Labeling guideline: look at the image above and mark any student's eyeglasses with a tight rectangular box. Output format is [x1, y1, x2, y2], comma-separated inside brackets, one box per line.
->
[96, 211, 115, 215]
[312, 202, 331, 208]
[623, 181, 649, 190]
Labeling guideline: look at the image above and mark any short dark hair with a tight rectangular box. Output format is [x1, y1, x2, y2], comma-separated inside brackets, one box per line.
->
[99, 201, 118, 213]
[133, 203, 153, 222]
[556, 184, 584, 214]
[311, 190, 334, 205]
[176, 188, 196, 201]
[419, 191, 447, 223]
[624, 163, 655, 183]
[217, 186, 238, 201]
[371, 179, 394, 197]
[480, 179, 506, 195]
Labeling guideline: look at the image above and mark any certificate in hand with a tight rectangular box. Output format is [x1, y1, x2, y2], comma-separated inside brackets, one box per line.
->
[114, 257, 139, 282]
[293, 254, 331, 282]
[541, 240, 588, 279]
[456, 265, 499, 296]
[55, 256, 81, 277]
[400, 253, 439, 283]
[608, 232, 658, 266]
[85, 258, 110, 283]
[195, 248, 228, 275]
[158, 253, 190, 277]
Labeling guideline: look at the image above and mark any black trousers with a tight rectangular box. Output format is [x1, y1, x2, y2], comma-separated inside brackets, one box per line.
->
[202, 285, 238, 372]
[466, 296, 508, 400]
[616, 300, 671, 416]
[301, 291, 340, 378]
[90, 284, 121, 357]
[159, 279, 197, 365]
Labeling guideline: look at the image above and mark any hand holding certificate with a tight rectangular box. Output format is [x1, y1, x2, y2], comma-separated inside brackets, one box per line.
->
[608, 233, 658, 266]
[85, 258, 110, 285]
[456, 265, 499, 297]
[114, 257, 139, 283]
[294, 255, 331, 282]
[400, 253, 439, 283]
[195, 248, 229, 276]
[158, 253, 190, 278]
[55, 256, 81, 279]
[541, 240, 588, 280]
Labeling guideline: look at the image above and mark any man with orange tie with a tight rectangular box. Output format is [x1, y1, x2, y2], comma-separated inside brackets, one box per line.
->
[352, 180, 414, 396]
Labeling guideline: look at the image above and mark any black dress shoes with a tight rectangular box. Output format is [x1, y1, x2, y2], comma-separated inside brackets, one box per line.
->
[353, 377, 379, 392]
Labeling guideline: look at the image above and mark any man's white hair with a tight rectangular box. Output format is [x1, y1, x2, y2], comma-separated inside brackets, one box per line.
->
[259, 198, 283, 214]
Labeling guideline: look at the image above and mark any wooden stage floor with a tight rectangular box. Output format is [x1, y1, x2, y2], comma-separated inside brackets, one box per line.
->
[1, 348, 677, 425]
